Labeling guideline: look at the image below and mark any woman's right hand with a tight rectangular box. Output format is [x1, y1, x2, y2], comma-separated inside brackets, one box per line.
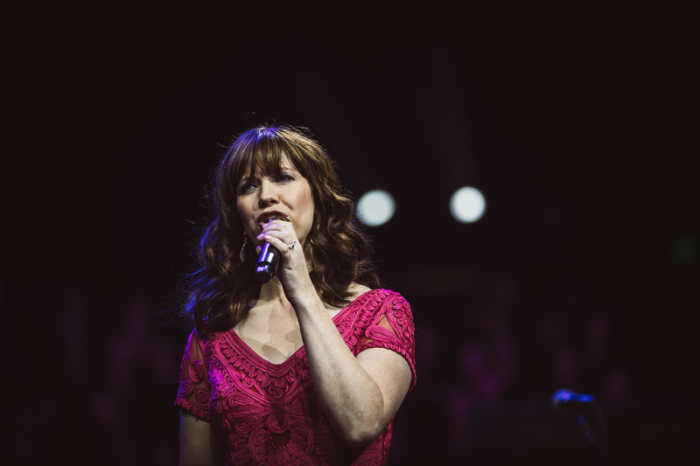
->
[256, 219, 318, 308]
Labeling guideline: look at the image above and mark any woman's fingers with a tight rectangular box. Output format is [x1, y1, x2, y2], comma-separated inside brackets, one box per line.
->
[260, 233, 292, 252]
[260, 219, 294, 234]
[257, 220, 297, 248]
[257, 230, 293, 248]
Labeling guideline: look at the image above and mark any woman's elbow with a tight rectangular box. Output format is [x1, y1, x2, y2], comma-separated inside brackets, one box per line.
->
[340, 421, 386, 447]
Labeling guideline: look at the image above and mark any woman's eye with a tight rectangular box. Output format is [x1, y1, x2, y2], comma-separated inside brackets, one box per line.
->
[277, 174, 294, 182]
[239, 182, 256, 193]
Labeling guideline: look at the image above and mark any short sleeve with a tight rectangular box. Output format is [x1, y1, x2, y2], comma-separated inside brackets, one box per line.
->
[175, 330, 211, 421]
[358, 292, 416, 391]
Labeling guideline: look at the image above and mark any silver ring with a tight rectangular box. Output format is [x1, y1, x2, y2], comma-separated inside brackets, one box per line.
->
[288, 241, 297, 250]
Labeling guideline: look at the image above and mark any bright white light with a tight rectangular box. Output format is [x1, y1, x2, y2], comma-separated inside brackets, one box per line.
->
[450, 187, 486, 223]
[357, 190, 395, 226]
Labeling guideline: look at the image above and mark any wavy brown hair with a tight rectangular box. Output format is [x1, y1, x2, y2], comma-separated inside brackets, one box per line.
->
[181, 125, 382, 336]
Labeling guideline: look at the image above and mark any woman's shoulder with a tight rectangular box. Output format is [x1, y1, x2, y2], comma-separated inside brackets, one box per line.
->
[188, 325, 230, 348]
[326, 283, 372, 313]
[353, 286, 410, 310]
[348, 285, 406, 304]
[350, 287, 415, 360]
[327, 285, 409, 315]
[348, 282, 372, 300]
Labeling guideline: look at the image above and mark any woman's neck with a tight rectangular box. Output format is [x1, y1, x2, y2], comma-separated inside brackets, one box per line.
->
[257, 276, 289, 306]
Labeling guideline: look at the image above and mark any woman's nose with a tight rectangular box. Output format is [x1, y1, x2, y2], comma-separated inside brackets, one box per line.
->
[257, 180, 278, 207]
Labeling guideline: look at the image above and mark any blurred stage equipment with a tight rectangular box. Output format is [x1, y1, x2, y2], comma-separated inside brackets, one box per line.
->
[552, 389, 612, 465]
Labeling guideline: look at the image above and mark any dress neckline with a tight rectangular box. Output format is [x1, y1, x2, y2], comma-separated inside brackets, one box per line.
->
[227, 289, 375, 367]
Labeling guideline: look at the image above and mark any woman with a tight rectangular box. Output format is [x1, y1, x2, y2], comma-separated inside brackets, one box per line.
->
[176, 125, 416, 465]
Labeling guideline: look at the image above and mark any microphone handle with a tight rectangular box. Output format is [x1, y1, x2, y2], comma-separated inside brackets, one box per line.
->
[255, 241, 281, 284]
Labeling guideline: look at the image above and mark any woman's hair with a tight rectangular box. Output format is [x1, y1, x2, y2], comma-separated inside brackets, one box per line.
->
[181, 125, 382, 335]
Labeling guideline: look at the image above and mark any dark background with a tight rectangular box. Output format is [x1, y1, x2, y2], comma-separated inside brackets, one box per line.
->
[2, 1, 698, 464]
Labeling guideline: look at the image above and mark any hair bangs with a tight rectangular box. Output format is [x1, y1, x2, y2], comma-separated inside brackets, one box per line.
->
[228, 128, 312, 192]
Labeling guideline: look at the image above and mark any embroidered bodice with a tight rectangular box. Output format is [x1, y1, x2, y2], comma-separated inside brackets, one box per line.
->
[176, 289, 416, 466]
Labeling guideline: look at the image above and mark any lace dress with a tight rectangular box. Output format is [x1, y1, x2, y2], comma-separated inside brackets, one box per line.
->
[176, 289, 416, 466]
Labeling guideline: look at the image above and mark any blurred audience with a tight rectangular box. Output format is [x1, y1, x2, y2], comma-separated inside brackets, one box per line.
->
[3, 281, 180, 466]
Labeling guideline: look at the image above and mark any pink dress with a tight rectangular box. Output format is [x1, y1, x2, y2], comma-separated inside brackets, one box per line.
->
[176, 289, 416, 466]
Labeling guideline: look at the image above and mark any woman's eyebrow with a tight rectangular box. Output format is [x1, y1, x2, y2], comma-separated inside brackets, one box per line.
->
[238, 174, 257, 185]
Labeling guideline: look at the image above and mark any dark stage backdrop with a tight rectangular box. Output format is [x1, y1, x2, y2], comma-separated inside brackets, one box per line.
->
[3, 1, 698, 465]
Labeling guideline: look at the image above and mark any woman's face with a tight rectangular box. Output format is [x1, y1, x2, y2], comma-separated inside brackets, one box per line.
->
[236, 156, 315, 247]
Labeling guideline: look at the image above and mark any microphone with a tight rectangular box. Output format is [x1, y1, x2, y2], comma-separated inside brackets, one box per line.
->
[551, 389, 596, 413]
[255, 242, 281, 284]
[254, 216, 289, 284]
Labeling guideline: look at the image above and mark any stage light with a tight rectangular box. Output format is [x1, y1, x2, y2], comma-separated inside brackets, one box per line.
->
[357, 190, 395, 226]
[450, 187, 486, 223]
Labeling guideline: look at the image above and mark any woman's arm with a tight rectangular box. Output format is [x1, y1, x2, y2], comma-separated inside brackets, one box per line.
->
[296, 298, 413, 446]
[258, 224, 413, 446]
[179, 411, 217, 466]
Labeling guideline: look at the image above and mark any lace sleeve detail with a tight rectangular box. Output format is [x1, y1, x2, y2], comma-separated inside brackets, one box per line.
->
[358, 292, 417, 391]
[175, 330, 211, 421]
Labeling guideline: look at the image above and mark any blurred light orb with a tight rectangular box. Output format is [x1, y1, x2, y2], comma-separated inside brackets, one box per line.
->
[357, 190, 395, 226]
[450, 187, 486, 223]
